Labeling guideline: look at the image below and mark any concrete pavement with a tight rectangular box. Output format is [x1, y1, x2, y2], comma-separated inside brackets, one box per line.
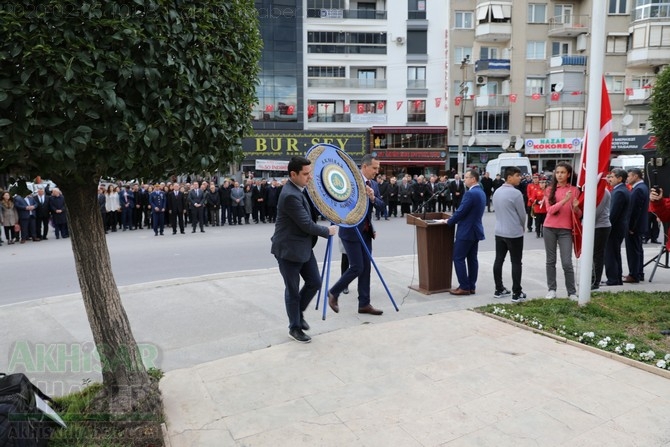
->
[1, 244, 669, 446]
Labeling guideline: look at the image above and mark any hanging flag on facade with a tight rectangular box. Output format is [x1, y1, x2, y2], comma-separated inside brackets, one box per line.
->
[509, 94, 517, 103]
[435, 97, 441, 108]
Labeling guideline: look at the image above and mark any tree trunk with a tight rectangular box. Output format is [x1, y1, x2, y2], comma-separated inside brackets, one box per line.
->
[62, 183, 153, 414]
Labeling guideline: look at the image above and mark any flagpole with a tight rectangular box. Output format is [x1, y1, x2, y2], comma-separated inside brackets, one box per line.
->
[578, 0, 607, 306]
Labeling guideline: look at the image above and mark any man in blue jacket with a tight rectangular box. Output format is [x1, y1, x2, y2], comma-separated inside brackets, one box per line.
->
[446, 169, 486, 295]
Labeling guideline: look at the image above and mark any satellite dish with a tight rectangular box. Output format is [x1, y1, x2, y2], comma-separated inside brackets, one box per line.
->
[514, 138, 524, 150]
[622, 114, 634, 126]
[554, 82, 564, 92]
[501, 139, 511, 149]
[467, 136, 476, 147]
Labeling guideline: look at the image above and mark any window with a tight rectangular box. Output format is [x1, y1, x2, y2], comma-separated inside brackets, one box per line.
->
[358, 70, 377, 88]
[307, 66, 345, 77]
[453, 116, 473, 136]
[407, 66, 426, 88]
[562, 110, 584, 130]
[649, 26, 670, 47]
[525, 115, 544, 133]
[608, 0, 627, 14]
[551, 41, 571, 56]
[605, 75, 625, 93]
[407, 30, 427, 54]
[455, 11, 473, 28]
[525, 78, 545, 96]
[631, 76, 653, 89]
[453, 81, 474, 98]
[479, 46, 498, 60]
[476, 111, 509, 133]
[454, 47, 472, 65]
[307, 32, 387, 54]
[528, 4, 546, 23]
[527, 41, 545, 59]
[308, 0, 344, 7]
[606, 35, 628, 53]
[408, 0, 427, 19]
[408, 99, 426, 122]
[553, 4, 573, 25]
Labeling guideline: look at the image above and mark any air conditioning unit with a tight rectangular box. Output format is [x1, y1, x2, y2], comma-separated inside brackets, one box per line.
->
[395, 36, 405, 45]
[476, 75, 487, 86]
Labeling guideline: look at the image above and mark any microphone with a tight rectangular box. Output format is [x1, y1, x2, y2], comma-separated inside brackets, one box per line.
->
[418, 189, 441, 220]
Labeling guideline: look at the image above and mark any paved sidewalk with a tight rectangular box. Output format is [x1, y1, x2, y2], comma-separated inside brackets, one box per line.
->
[2, 247, 669, 445]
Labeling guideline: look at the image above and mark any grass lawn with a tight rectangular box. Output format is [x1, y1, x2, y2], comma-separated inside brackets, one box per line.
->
[476, 291, 670, 371]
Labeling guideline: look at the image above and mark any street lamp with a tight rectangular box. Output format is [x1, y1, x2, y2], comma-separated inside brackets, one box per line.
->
[457, 55, 470, 177]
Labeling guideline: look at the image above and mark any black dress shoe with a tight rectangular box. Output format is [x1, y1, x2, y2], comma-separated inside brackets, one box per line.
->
[603, 281, 623, 286]
[622, 275, 639, 283]
[289, 328, 311, 343]
[358, 304, 383, 315]
[301, 319, 310, 331]
[328, 292, 339, 313]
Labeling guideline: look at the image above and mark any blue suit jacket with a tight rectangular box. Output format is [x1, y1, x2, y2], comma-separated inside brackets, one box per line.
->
[609, 183, 630, 238]
[14, 195, 35, 220]
[628, 182, 649, 235]
[271, 180, 329, 263]
[448, 184, 486, 241]
[339, 178, 385, 242]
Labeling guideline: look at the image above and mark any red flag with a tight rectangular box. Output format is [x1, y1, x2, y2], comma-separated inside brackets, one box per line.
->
[625, 87, 633, 96]
[396, 101, 403, 110]
[454, 96, 462, 106]
[344, 104, 350, 113]
[531, 93, 540, 100]
[551, 92, 560, 101]
[571, 90, 582, 96]
[357, 103, 365, 114]
[377, 101, 385, 110]
[573, 77, 612, 258]
[286, 105, 295, 115]
[509, 94, 517, 103]
[435, 97, 441, 108]
[265, 104, 274, 112]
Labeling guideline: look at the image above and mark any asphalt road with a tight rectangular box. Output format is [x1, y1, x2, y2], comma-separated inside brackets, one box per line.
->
[1, 209, 547, 305]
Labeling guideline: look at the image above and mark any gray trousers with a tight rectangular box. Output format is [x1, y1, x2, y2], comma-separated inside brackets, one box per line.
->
[543, 227, 576, 295]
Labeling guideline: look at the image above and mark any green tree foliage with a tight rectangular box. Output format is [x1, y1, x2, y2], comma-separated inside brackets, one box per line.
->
[649, 65, 670, 157]
[0, 0, 261, 184]
[0, 0, 261, 414]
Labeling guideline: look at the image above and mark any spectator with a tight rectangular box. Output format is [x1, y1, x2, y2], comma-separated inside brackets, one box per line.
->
[603, 169, 631, 286]
[623, 168, 649, 283]
[1, 191, 19, 244]
[49, 188, 69, 239]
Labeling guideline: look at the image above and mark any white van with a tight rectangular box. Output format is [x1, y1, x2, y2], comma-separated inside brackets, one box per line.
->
[609, 154, 645, 171]
[485, 153, 532, 177]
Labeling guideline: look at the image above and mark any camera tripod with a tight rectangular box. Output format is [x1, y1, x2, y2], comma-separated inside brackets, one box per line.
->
[644, 241, 669, 283]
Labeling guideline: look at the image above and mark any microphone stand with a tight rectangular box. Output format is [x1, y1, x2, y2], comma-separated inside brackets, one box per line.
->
[416, 189, 442, 220]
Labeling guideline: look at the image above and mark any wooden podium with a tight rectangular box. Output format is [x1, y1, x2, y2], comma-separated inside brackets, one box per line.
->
[406, 212, 454, 294]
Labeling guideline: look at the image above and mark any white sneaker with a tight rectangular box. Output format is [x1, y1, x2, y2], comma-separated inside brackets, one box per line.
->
[568, 294, 578, 301]
[545, 290, 557, 299]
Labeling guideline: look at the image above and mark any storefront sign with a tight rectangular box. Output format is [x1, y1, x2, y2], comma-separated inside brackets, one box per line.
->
[255, 159, 289, 171]
[374, 150, 445, 160]
[525, 138, 582, 154]
[611, 134, 656, 152]
[242, 132, 366, 159]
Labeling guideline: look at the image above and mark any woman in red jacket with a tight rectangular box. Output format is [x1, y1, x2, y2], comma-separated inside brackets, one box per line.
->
[531, 178, 548, 238]
[650, 188, 670, 250]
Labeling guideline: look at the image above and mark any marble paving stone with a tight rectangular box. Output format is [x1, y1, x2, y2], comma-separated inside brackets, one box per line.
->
[563, 421, 649, 447]
[222, 398, 319, 440]
[609, 397, 670, 445]
[168, 429, 237, 447]
[160, 371, 223, 434]
[399, 404, 495, 445]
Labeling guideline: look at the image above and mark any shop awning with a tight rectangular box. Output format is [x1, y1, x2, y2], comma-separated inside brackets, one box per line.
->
[370, 126, 448, 134]
[379, 160, 447, 165]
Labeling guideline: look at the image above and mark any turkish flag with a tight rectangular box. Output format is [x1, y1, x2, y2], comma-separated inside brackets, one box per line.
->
[509, 94, 517, 103]
[434, 97, 441, 108]
[531, 93, 540, 100]
[286, 105, 295, 115]
[344, 104, 350, 113]
[396, 101, 403, 110]
[377, 101, 385, 110]
[571, 90, 582, 96]
[574, 77, 612, 258]
[265, 104, 274, 112]
[357, 104, 365, 114]
[414, 100, 422, 110]
[625, 88, 633, 96]
[454, 96, 462, 106]
[308, 104, 315, 117]
[551, 92, 560, 101]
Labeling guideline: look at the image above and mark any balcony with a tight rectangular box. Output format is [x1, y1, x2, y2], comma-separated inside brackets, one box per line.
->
[308, 113, 351, 123]
[627, 46, 669, 68]
[547, 15, 589, 37]
[475, 94, 510, 108]
[474, 59, 511, 77]
[545, 93, 587, 109]
[306, 8, 387, 20]
[624, 87, 652, 106]
[549, 55, 587, 68]
[475, 22, 512, 42]
[307, 78, 387, 89]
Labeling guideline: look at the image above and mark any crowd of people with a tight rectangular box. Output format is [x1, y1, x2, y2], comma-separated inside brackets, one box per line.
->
[0, 186, 68, 245]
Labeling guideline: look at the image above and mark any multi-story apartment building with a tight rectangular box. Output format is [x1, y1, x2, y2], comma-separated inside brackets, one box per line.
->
[243, 1, 667, 179]
[447, 0, 666, 175]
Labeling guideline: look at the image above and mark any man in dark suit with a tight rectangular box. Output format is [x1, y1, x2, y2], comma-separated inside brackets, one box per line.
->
[34, 188, 51, 240]
[328, 154, 386, 316]
[271, 156, 337, 343]
[219, 179, 233, 225]
[14, 193, 39, 243]
[167, 182, 186, 234]
[449, 174, 466, 210]
[445, 169, 486, 295]
[119, 185, 134, 230]
[188, 181, 206, 233]
[603, 169, 631, 285]
[149, 184, 167, 236]
[624, 168, 649, 283]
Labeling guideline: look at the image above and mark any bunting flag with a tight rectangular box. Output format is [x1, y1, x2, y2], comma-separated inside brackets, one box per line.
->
[571, 90, 582, 96]
[265, 104, 274, 112]
[509, 94, 517, 103]
[573, 77, 612, 258]
[286, 105, 295, 115]
[357, 103, 364, 114]
[454, 96, 462, 106]
[344, 104, 350, 113]
[308, 104, 316, 114]
[377, 101, 385, 110]
[625, 87, 633, 95]
[531, 93, 541, 100]
[551, 92, 560, 101]
[435, 97, 441, 108]
[396, 100, 403, 110]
